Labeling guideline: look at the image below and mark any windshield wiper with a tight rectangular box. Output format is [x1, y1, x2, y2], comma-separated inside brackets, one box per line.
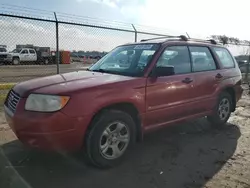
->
[89, 68, 111, 73]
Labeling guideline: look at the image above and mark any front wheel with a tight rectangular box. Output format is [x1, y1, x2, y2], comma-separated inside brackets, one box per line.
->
[207, 92, 232, 126]
[85, 110, 136, 168]
[12, 58, 20, 65]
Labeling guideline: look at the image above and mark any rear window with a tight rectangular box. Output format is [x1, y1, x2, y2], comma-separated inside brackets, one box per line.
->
[213, 47, 235, 69]
[29, 50, 36, 54]
[189, 46, 217, 72]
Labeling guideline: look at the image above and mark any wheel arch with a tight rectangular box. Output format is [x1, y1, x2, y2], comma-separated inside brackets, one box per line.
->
[12, 56, 20, 59]
[222, 87, 236, 112]
[87, 102, 143, 142]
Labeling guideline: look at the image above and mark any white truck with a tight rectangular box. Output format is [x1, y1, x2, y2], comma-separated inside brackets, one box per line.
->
[0, 45, 8, 64]
[5, 47, 51, 65]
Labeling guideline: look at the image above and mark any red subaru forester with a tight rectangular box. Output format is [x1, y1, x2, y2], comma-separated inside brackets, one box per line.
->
[4, 36, 243, 168]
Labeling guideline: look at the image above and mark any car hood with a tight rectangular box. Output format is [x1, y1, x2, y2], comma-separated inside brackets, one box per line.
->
[13, 71, 138, 97]
[7, 52, 18, 55]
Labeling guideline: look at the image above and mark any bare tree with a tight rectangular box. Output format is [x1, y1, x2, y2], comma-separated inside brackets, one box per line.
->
[211, 35, 241, 45]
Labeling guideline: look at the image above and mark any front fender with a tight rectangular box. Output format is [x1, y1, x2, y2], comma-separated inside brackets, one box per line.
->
[62, 87, 145, 117]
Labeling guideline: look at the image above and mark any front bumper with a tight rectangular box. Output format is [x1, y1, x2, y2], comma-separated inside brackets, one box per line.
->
[0, 58, 10, 63]
[4, 104, 92, 152]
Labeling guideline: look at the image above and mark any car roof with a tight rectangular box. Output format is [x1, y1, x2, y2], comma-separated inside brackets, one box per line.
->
[20, 48, 35, 50]
[122, 35, 223, 47]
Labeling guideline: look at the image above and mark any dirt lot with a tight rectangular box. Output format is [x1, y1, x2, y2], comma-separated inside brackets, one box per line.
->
[0, 86, 250, 188]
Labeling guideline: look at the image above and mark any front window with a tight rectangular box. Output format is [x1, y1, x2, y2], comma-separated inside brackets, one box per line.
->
[156, 46, 191, 74]
[0, 48, 7, 52]
[21, 49, 28, 54]
[89, 44, 160, 77]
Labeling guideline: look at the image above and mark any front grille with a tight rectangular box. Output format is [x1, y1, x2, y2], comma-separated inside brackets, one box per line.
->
[5, 90, 20, 113]
[0, 55, 7, 58]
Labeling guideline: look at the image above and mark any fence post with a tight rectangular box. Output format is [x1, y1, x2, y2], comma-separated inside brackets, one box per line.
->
[245, 53, 250, 83]
[54, 12, 60, 74]
[132, 24, 137, 42]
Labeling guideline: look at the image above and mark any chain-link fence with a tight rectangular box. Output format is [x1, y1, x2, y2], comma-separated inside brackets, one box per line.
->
[0, 4, 249, 102]
[0, 5, 184, 102]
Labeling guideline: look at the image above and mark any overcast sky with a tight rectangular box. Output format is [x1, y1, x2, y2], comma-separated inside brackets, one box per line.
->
[0, 0, 249, 54]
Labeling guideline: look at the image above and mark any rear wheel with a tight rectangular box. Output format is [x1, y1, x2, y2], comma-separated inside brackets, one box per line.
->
[44, 59, 49, 65]
[85, 110, 136, 168]
[12, 57, 20, 65]
[207, 92, 232, 126]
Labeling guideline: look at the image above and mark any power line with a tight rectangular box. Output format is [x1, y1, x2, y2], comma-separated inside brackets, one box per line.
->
[0, 3, 54, 13]
[0, 3, 131, 27]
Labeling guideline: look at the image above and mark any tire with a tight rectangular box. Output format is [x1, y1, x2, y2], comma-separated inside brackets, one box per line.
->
[207, 92, 233, 127]
[85, 110, 136, 168]
[44, 59, 49, 65]
[12, 57, 20, 65]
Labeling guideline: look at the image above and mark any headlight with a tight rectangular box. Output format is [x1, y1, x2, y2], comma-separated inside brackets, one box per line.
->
[25, 94, 70, 112]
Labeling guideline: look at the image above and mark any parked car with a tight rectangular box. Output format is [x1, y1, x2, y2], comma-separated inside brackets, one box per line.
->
[0, 46, 8, 64]
[236, 60, 249, 73]
[4, 35, 243, 168]
[5, 47, 51, 65]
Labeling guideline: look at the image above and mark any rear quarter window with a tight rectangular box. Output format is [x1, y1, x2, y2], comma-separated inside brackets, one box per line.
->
[213, 47, 235, 69]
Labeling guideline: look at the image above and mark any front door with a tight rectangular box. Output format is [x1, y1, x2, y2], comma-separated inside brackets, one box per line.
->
[19, 49, 29, 62]
[145, 45, 196, 129]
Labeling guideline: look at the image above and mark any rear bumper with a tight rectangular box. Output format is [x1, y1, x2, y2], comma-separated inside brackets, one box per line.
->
[236, 85, 244, 102]
[4, 105, 92, 152]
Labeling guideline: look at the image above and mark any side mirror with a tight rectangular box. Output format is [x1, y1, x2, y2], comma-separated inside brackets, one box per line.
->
[151, 66, 175, 77]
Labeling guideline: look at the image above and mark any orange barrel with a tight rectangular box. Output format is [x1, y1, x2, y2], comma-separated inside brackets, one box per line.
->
[60, 51, 71, 64]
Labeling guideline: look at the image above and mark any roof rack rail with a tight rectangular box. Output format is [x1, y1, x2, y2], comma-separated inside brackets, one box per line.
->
[208, 39, 217, 44]
[187, 38, 217, 45]
[140, 35, 217, 44]
[140, 35, 188, 42]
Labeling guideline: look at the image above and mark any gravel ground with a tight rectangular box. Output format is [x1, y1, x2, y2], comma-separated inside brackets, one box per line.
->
[0, 86, 249, 188]
[0, 62, 89, 83]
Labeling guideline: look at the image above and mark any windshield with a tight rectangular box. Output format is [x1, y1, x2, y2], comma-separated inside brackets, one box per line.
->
[89, 44, 160, 77]
[11, 49, 22, 53]
[0, 48, 7, 52]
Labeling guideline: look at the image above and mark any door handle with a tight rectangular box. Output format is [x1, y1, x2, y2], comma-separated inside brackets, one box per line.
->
[215, 73, 223, 79]
[182, 77, 193, 84]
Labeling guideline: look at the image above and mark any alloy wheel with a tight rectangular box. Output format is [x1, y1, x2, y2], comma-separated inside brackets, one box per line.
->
[218, 98, 230, 121]
[99, 121, 130, 160]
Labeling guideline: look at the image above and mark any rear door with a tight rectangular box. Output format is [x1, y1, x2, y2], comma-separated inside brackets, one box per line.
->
[29, 49, 37, 61]
[145, 45, 197, 129]
[212, 47, 242, 101]
[188, 45, 220, 112]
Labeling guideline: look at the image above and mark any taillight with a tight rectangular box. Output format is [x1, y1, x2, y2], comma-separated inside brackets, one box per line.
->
[237, 79, 242, 85]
